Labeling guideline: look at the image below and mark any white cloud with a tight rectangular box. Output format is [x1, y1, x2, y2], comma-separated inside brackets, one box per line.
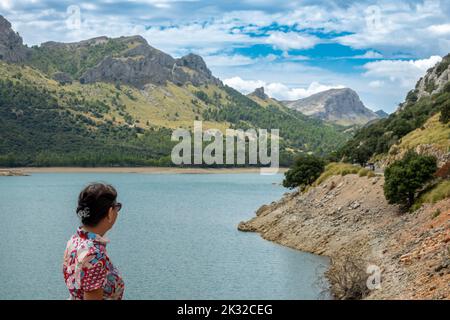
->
[363, 56, 442, 87]
[203, 54, 255, 67]
[369, 80, 385, 88]
[0, 0, 12, 9]
[353, 51, 384, 59]
[0, 0, 40, 10]
[223, 77, 266, 93]
[223, 76, 345, 101]
[428, 23, 450, 35]
[267, 82, 346, 101]
[3, 0, 449, 113]
[331, 1, 449, 56]
[80, 3, 98, 11]
[8, 0, 450, 58]
[142, 23, 259, 57]
[265, 31, 320, 51]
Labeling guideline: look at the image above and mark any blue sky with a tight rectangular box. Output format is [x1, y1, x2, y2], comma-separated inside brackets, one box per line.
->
[1, 0, 450, 112]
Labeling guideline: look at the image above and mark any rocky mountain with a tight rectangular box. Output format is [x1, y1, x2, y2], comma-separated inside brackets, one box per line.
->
[78, 36, 221, 88]
[26, 33, 221, 88]
[283, 88, 380, 126]
[0, 15, 29, 63]
[375, 110, 389, 118]
[339, 54, 450, 167]
[0, 15, 350, 166]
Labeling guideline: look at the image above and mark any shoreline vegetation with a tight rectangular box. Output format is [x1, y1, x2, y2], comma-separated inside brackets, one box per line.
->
[0, 167, 288, 175]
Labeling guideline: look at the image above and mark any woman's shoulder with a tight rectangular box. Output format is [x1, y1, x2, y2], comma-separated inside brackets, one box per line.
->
[66, 231, 106, 255]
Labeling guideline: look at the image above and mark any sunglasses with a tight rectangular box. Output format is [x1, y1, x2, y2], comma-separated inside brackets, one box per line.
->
[113, 202, 122, 212]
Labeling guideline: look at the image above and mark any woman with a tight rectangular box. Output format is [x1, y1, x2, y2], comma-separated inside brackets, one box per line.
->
[63, 183, 125, 300]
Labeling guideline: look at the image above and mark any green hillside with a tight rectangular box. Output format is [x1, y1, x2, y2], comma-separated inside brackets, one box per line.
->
[0, 61, 349, 167]
[338, 77, 450, 165]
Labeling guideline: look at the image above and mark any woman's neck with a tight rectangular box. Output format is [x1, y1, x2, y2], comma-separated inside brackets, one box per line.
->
[83, 225, 107, 237]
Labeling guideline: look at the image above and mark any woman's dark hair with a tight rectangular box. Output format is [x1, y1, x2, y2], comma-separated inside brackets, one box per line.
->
[76, 183, 118, 226]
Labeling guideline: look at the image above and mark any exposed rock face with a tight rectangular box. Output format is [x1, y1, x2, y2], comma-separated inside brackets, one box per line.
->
[416, 55, 449, 100]
[0, 15, 29, 63]
[239, 174, 450, 299]
[250, 87, 269, 100]
[283, 88, 380, 126]
[79, 36, 221, 88]
[80, 47, 178, 87]
[382, 143, 450, 169]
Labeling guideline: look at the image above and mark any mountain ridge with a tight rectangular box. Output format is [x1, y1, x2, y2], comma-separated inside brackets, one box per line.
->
[282, 88, 380, 126]
[27, 32, 222, 88]
[0, 15, 350, 166]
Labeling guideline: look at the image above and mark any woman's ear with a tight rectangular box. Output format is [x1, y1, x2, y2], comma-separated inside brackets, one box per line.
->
[107, 207, 114, 222]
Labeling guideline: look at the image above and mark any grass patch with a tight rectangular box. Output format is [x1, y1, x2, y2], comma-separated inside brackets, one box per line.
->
[411, 180, 450, 211]
[397, 114, 450, 151]
[314, 163, 361, 186]
[358, 168, 375, 177]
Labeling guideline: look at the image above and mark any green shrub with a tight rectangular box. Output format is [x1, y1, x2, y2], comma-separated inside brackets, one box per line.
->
[440, 100, 450, 124]
[358, 169, 369, 177]
[384, 151, 437, 208]
[283, 155, 325, 189]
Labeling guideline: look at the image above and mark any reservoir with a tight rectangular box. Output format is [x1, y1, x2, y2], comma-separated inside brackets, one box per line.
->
[0, 173, 329, 299]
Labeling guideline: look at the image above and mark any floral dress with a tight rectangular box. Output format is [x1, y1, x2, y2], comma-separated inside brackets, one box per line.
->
[63, 227, 125, 300]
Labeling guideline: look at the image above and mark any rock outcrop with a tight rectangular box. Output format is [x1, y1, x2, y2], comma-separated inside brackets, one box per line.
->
[283, 88, 380, 126]
[249, 87, 269, 100]
[416, 55, 450, 100]
[0, 15, 29, 63]
[79, 36, 221, 88]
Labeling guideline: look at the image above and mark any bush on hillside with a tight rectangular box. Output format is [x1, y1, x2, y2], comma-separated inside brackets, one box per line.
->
[282, 155, 325, 189]
[440, 99, 450, 124]
[384, 151, 437, 208]
[325, 256, 370, 300]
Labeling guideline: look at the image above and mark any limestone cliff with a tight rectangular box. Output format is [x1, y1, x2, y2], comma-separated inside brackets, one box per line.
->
[283, 88, 380, 126]
[0, 15, 29, 63]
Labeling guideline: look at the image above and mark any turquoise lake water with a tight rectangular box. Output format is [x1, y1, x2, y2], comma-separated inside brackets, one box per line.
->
[0, 173, 329, 299]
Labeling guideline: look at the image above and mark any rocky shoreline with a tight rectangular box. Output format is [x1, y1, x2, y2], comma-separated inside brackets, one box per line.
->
[0, 169, 28, 176]
[238, 174, 450, 299]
